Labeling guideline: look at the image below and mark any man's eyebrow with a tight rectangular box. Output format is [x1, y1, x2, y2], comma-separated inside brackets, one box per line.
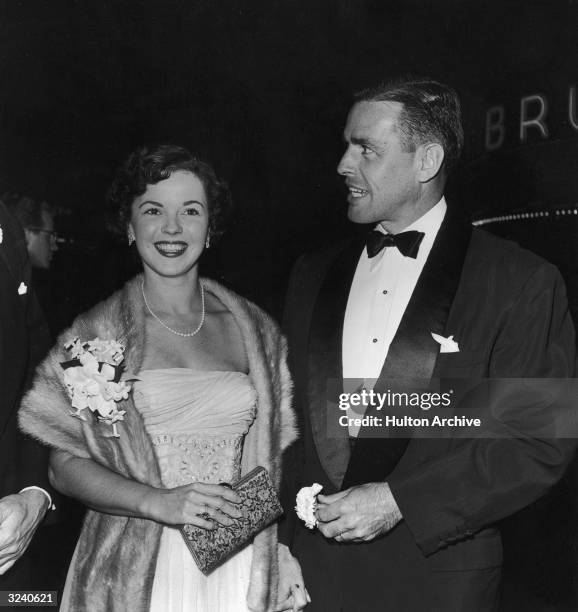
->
[350, 136, 384, 149]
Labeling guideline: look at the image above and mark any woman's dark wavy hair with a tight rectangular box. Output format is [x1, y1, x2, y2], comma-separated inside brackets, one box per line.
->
[107, 144, 232, 243]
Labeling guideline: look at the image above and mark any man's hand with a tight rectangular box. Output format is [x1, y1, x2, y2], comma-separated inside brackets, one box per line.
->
[316, 482, 402, 543]
[274, 543, 310, 611]
[0, 491, 49, 575]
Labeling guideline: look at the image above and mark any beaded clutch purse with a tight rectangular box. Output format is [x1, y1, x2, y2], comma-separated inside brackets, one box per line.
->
[180, 466, 283, 575]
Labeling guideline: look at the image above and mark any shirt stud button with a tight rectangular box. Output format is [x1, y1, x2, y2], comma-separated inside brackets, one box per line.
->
[372, 338, 378, 343]
[382, 290, 388, 295]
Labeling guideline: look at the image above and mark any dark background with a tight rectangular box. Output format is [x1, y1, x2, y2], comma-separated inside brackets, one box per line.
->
[2, 1, 577, 609]
[2, 0, 577, 320]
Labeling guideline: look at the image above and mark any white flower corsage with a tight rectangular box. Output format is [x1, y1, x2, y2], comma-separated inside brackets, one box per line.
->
[60, 337, 137, 438]
[295, 483, 323, 529]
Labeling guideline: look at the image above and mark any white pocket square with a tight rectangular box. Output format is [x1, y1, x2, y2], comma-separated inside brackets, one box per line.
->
[431, 332, 459, 353]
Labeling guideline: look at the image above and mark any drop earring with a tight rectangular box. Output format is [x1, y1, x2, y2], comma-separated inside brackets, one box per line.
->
[205, 233, 211, 249]
[128, 228, 135, 246]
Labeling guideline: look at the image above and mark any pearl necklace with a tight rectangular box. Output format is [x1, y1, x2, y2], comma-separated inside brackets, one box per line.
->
[141, 280, 205, 338]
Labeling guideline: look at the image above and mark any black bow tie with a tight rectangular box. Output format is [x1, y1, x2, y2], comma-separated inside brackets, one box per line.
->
[366, 230, 425, 259]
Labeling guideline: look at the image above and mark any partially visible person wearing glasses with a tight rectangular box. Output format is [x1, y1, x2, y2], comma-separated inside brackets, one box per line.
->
[2, 194, 70, 598]
[4, 193, 62, 338]
[3, 194, 59, 270]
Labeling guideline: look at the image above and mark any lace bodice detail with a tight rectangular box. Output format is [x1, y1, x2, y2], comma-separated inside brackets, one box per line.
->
[135, 369, 256, 488]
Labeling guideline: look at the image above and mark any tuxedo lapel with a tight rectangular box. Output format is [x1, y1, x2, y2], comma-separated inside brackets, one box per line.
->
[343, 207, 473, 488]
[307, 238, 365, 489]
[379, 207, 472, 381]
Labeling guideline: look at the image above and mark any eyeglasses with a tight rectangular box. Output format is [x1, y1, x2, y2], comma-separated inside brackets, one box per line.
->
[26, 227, 63, 244]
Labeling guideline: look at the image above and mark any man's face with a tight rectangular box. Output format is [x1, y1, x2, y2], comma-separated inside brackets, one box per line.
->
[337, 100, 421, 230]
[27, 210, 57, 269]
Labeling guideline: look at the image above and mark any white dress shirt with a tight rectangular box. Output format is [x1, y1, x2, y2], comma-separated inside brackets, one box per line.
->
[342, 198, 447, 435]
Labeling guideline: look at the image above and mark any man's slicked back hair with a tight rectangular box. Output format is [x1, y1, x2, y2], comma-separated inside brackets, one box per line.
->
[355, 78, 464, 173]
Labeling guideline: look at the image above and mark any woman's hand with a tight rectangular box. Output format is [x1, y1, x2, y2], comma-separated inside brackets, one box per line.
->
[145, 482, 242, 529]
[48, 451, 241, 526]
[275, 543, 310, 611]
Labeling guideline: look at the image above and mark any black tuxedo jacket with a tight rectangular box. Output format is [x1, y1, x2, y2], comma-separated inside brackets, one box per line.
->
[0, 202, 51, 588]
[282, 207, 576, 611]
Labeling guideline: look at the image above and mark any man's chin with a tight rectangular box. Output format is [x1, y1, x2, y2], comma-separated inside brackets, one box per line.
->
[347, 203, 374, 225]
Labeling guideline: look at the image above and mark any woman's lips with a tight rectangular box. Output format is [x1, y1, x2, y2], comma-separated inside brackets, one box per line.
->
[154, 241, 188, 257]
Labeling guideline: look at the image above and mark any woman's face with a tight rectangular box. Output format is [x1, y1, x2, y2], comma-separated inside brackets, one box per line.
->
[129, 170, 209, 280]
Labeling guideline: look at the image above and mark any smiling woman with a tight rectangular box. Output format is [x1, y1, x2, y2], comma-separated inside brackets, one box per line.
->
[131, 171, 210, 281]
[107, 145, 232, 248]
[18, 144, 307, 612]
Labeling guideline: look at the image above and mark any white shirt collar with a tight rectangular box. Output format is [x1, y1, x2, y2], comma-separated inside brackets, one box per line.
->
[375, 196, 447, 237]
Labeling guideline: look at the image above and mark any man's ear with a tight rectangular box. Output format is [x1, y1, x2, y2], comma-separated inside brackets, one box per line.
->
[23, 228, 35, 250]
[416, 143, 445, 183]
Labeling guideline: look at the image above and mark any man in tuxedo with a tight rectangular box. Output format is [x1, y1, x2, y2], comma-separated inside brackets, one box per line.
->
[0, 200, 53, 588]
[282, 78, 576, 610]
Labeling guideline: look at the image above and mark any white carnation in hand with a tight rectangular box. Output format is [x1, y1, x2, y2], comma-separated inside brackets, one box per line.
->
[295, 483, 323, 529]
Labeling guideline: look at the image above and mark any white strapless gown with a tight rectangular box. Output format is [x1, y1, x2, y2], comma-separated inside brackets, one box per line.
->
[135, 369, 257, 612]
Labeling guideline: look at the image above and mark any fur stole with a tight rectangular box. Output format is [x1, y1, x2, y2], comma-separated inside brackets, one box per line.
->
[19, 275, 297, 612]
